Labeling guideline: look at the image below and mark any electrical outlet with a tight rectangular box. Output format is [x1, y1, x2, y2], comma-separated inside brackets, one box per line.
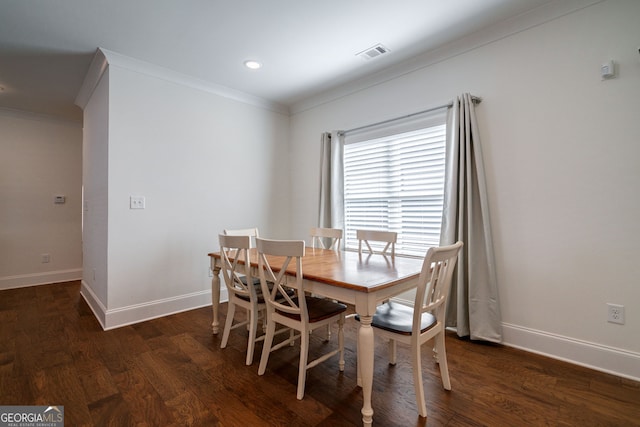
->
[130, 196, 146, 209]
[41, 253, 50, 263]
[607, 303, 625, 325]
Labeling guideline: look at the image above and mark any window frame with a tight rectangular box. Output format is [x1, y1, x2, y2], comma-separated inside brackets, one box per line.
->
[342, 114, 447, 257]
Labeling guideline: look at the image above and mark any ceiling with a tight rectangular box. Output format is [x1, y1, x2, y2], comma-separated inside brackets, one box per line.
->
[0, 0, 554, 122]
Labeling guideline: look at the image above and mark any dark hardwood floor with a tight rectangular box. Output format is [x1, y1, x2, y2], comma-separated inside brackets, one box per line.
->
[1, 281, 638, 426]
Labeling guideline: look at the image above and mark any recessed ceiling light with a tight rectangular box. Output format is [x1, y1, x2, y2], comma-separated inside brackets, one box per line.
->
[244, 60, 262, 70]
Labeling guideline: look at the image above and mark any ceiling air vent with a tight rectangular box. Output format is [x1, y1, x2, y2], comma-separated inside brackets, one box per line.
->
[357, 44, 390, 60]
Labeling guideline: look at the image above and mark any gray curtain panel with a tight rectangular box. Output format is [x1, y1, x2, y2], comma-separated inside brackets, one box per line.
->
[441, 93, 503, 343]
[318, 131, 344, 231]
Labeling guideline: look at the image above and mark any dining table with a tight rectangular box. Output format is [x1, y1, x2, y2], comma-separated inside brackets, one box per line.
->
[208, 246, 425, 426]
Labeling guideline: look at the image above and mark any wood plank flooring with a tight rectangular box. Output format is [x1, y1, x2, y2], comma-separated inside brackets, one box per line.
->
[1, 281, 638, 426]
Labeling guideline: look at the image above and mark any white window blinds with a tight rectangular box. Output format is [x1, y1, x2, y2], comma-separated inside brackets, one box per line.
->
[343, 122, 446, 257]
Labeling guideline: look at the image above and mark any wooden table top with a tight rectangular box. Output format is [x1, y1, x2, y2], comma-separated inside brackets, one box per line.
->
[209, 247, 425, 293]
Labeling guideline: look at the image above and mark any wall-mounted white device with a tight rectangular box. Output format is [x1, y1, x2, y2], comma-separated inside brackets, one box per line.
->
[601, 60, 615, 80]
[54, 195, 66, 204]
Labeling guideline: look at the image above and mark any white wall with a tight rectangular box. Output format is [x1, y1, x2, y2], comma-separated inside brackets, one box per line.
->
[79, 50, 290, 329]
[81, 68, 110, 324]
[0, 111, 82, 289]
[5, 0, 636, 381]
[288, 0, 640, 379]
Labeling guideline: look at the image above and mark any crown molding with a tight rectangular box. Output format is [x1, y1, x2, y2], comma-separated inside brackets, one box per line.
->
[75, 48, 289, 115]
[290, 0, 604, 115]
[74, 48, 109, 110]
[0, 106, 82, 126]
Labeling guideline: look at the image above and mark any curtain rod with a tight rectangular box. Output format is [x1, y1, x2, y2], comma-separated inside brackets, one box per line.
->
[339, 95, 481, 136]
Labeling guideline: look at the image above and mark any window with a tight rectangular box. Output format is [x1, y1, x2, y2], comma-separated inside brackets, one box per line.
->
[343, 122, 446, 257]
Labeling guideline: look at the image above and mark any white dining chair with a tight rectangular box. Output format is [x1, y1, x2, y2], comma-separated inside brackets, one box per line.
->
[310, 227, 343, 250]
[218, 234, 265, 365]
[224, 227, 260, 247]
[256, 237, 347, 400]
[223, 227, 262, 327]
[309, 226, 344, 338]
[357, 229, 397, 257]
[357, 241, 463, 418]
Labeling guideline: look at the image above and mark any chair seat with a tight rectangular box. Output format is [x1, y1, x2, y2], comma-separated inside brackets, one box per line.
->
[236, 280, 285, 304]
[369, 301, 437, 335]
[239, 275, 261, 286]
[277, 297, 347, 323]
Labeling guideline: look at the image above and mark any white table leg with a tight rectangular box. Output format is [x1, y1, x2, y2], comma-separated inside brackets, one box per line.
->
[210, 257, 221, 334]
[358, 314, 375, 427]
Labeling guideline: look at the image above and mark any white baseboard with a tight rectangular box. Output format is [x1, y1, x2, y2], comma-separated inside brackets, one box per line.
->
[0, 269, 82, 290]
[502, 322, 640, 382]
[80, 280, 108, 328]
[80, 280, 228, 330]
[23, 279, 637, 381]
[391, 297, 640, 382]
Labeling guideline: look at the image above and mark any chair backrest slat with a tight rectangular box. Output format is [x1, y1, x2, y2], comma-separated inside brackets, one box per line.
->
[356, 229, 397, 257]
[414, 241, 463, 332]
[218, 234, 255, 301]
[256, 238, 307, 320]
[310, 227, 343, 250]
[224, 227, 260, 247]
